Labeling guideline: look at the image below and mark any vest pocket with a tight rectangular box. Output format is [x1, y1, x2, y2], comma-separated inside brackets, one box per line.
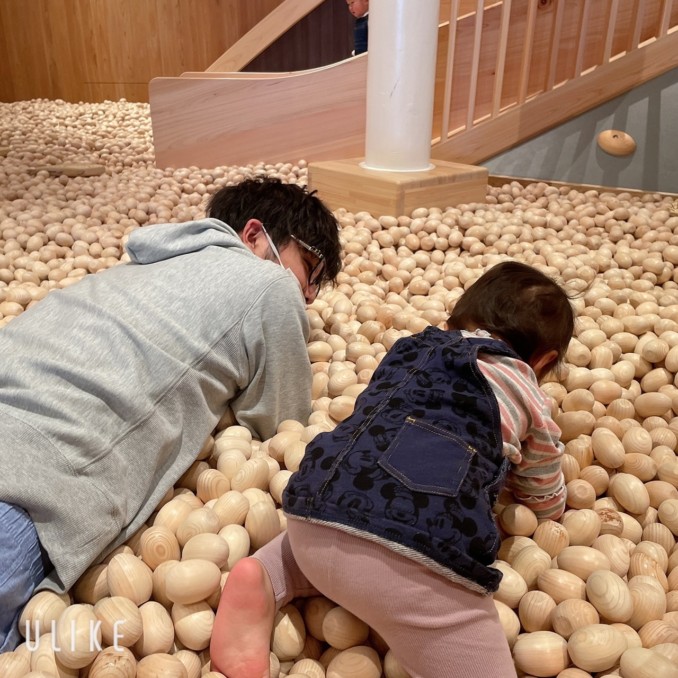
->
[378, 416, 476, 498]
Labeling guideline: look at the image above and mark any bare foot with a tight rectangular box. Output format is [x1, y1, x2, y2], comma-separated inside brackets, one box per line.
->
[210, 557, 275, 678]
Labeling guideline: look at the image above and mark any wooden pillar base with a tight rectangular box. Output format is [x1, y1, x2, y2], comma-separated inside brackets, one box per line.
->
[308, 157, 488, 217]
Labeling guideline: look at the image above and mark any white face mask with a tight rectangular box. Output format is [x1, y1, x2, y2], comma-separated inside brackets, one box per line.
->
[261, 224, 305, 295]
[260, 224, 284, 266]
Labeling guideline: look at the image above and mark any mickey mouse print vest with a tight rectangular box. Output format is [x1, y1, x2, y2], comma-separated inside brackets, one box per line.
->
[283, 327, 522, 593]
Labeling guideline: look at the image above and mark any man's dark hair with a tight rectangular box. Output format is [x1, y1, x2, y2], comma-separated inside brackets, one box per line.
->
[206, 177, 342, 287]
[447, 261, 575, 367]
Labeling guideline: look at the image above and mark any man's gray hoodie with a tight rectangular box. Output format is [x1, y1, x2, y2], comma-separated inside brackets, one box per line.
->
[0, 218, 312, 592]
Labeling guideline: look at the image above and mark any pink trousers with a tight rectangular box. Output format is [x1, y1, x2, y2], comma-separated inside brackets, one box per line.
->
[253, 519, 517, 678]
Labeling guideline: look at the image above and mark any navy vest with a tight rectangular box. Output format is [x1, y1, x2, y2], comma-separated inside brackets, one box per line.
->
[283, 327, 521, 592]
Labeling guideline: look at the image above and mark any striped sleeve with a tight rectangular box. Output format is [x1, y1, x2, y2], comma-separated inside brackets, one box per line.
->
[477, 353, 567, 521]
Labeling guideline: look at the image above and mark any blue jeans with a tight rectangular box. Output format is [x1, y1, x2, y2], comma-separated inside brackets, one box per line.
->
[0, 502, 48, 652]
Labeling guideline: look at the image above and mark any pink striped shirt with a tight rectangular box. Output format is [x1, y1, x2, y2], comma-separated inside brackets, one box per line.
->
[465, 333, 566, 521]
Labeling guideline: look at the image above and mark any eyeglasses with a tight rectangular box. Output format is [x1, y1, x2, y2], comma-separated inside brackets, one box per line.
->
[290, 234, 326, 289]
[261, 225, 326, 292]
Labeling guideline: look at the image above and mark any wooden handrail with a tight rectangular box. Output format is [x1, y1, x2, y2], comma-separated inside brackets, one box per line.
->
[206, 0, 325, 73]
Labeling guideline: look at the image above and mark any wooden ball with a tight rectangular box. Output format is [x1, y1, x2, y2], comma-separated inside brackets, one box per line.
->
[54, 604, 101, 669]
[88, 646, 137, 678]
[565, 479, 597, 510]
[518, 590, 556, 632]
[652, 642, 678, 665]
[591, 427, 626, 468]
[321, 606, 370, 650]
[499, 504, 538, 537]
[382, 649, 410, 678]
[493, 561, 528, 609]
[72, 564, 109, 604]
[591, 534, 631, 577]
[511, 545, 552, 588]
[597, 129, 637, 156]
[513, 631, 569, 677]
[289, 657, 325, 678]
[638, 619, 678, 647]
[181, 533, 230, 568]
[29, 631, 75, 676]
[658, 498, 678, 535]
[171, 601, 215, 651]
[272, 604, 306, 662]
[93, 596, 143, 647]
[619, 646, 678, 678]
[19, 590, 69, 639]
[173, 649, 203, 678]
[496, 535, 536, 563]
[537, 568, 586, 604]
[585, 570, 633, 622]
[219, 523, 251, 570]
[567, 623, 628, 672]
[562, 508, 601, 545]
[532, 520, 570, 558]
[196, 468, 230, 503]
[133, 601, 175, 657]
[0, 653, 30, 678]
[176, 507, 221, 547]
[304, 596, 337, 642]
[215, 448, 247, 480]
[557, 545, 612, 581]
[608, 473, 651, 515]
[551, 599, 600, 640]
[230, 458, 270, 492]
[139, 525, 181, 570]
[153, 498, 194, 534]
[627, 579, 667, 631]
[136, 653, 188, 678]
[245, 499, 281, 550]
[211, 490, 249, 527]
[326, 646, 381, 678]
[494, 600, 521, 648]
[106, 553, 153, 606]
[165, 559, 221, 605]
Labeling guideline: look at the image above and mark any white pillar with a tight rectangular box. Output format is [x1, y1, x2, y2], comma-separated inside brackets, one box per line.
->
[362, 0, 441, 172]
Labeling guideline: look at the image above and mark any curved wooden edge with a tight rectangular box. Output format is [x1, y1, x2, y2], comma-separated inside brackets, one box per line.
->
[181, 54, 363, 79]
[150, 57, 369, 169]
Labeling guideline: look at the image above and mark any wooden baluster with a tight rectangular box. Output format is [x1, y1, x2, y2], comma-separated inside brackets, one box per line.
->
[659, 0, 674, 36]
[466, 0, 485, 129]
[603, 0, 620, 64]
[518, 0, 539, 104]
[492, 0, 512, 117]
[546, 0, 566, 91]
[441, 0, 461, 141]
[575, 0, 592, 77]
[630, 0, 645, 50]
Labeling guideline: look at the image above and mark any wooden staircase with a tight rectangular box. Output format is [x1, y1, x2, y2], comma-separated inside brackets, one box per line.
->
[149, 0, 678, 170]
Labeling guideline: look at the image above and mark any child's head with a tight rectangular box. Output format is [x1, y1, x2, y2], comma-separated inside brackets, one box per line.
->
[447, 261, 576, 379]
[347, 0, 369, 18]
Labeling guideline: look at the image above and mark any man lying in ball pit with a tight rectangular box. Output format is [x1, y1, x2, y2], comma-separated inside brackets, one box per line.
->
[0, 176, 342, 652]
[211, 261, 576, 678]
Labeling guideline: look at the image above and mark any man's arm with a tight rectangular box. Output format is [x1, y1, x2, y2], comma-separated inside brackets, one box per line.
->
[230, 275, 312, 441]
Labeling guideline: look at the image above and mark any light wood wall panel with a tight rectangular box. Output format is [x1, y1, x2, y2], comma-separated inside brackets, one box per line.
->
[0, 0, 282, 103]
[0, 0, 500, 103]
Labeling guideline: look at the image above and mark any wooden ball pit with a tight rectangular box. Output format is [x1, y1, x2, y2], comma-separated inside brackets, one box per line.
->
[4, 99, 678, 677]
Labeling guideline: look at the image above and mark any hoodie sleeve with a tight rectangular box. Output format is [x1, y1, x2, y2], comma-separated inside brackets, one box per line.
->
[229, 273, 312, 441]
